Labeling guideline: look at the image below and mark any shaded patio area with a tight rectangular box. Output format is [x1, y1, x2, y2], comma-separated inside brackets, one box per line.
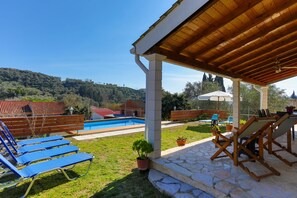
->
[150, 130, 297, 197]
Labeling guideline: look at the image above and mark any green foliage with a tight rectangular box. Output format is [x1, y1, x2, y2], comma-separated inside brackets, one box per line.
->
[63, 94, 95, 119]
[183, 80, 229, 110]
[176, 136, 187, 140]
[202, 73, 226, 92]
[162, 90, 190, 120]
[240, 119, 247, 125]
[0, 68, 145, 107]
[132, 139, 153, 159]
[211, 125, 221, 132]
[232, 83, 289, 118]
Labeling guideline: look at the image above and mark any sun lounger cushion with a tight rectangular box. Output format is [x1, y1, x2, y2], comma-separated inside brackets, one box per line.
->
[17, 135, 63, 147]
[17, 139, 70, 154]
[16, 145, 79, 165]
[19, 153, 93, 178]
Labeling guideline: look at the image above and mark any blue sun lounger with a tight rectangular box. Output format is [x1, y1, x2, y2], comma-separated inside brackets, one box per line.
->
[14, 139, 71, 155]
[0, 121, 63, 147]
[0, 135, 79, 165]
[0, 152, 93, 197]
[0, 129, 70, 156]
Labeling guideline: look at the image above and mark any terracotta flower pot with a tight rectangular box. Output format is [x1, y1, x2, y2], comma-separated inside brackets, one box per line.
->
[136, 158, 149, 171]
[176, 139, 186, 146]
[226, 124, 233, 131]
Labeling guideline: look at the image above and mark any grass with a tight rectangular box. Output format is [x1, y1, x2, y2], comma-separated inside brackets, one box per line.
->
[0, 122, 222, 197]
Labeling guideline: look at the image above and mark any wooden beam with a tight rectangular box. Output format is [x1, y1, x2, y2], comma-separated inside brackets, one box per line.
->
[151, 47, 267, 86]
[175, 0, 261, 53]
[206, 8, 297, 63]
[261, 70, 297, 84]
[224, 36, 297, 72]
[219, 23, 297, 70]
[247, 58, 297, 78]
[237, 48, 297, 74]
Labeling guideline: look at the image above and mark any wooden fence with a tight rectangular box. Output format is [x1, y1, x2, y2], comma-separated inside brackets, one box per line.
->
[170, 110, 228, 121]
[1, 115, 84, 137]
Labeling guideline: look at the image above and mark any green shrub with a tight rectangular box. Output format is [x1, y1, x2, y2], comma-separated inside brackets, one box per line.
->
[132, 139, 153, 159]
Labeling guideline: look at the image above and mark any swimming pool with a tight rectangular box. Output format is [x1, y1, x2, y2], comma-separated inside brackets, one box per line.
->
[80, 118, 145, 132]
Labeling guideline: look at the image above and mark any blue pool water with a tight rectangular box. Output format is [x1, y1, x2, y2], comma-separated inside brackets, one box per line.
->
[81, 118, 145, 131]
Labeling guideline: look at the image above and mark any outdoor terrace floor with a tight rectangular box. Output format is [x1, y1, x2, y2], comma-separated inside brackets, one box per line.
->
[150, 130, 297, 197]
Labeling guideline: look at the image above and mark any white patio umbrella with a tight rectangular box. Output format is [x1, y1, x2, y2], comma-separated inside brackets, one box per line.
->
[198, 90, 234, 110]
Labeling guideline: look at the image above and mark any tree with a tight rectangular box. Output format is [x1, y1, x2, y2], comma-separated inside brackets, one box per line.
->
[214, 76, 226, 92]
[229, 83, 289, 119]
[162, 91, 190, 120]
[268, 85, 288, 112]
[63, 94, 94, 120]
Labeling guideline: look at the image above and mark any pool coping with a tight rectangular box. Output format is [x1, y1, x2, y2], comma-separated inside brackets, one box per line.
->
[68, 124, 145, 135]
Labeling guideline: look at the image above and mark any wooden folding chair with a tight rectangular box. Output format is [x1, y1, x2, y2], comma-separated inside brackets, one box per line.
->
[265, 113, 297, 166]
[211, 116, 280, 181]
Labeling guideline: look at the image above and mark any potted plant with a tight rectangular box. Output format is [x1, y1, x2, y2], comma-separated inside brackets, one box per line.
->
[176, 136, 187, 146]
[211, 125, 221, 136]
[132, 139, 153, 171]
[225, 124, 233, 131]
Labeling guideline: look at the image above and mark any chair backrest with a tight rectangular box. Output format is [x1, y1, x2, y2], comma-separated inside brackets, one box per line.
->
[272, 115, 297, 139]
[238, 117, 275, 139]
[0, 125, 18, 153]
[0, 153, 22, 177]
[261, 109, 267, 117]
[265, 109, 272, 117]
[0, 121, 18, 146]
[211, 114, 219, 121]
[227, 116, 233, 123]
[258, 110, 263, 117]
[0, 130, 18, 163]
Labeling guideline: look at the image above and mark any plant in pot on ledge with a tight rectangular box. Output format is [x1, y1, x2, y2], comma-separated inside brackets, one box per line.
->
[132, 139, 154, 171]
[210, 125, 221, 136]
[176, 136, 187, 146]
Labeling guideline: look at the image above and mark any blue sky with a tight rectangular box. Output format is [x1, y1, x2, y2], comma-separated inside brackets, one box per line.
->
[0, 0, 296, 96]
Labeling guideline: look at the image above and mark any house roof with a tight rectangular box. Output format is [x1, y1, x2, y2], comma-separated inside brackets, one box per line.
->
[133, 0, 297, 86]
[0, 101, 65, 116]
[91, 107, 115, 117]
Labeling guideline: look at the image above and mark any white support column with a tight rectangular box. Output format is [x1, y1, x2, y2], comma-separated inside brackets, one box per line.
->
[260, 86, 269, 110]
[232, 79, 241, 128]
[144, 54, 166, 158]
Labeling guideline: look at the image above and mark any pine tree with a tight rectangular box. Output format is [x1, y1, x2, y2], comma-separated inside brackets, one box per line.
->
[202, 73, 207, 82]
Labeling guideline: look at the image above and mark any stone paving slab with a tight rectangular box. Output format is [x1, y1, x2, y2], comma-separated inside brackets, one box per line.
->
[150, 132, 297, 197]
[149, 169, 214, 198]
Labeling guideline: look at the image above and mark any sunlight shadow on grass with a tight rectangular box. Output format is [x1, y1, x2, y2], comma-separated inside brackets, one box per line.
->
[91, 169, 168, 198]
[186, 124, 226, 134]
[186, 124, 212, 133]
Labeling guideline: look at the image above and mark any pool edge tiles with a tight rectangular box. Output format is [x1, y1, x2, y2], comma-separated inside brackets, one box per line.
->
[69, 124, 145, 135]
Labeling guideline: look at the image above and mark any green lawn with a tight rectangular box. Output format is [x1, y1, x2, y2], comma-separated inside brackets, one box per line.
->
[0, 123, 221, 197]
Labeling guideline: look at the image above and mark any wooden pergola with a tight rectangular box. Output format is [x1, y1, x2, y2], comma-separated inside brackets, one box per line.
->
[131, 0, 297, 157]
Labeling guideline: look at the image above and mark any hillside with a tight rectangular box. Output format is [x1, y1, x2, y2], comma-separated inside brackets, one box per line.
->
[0, 68, 145, 106]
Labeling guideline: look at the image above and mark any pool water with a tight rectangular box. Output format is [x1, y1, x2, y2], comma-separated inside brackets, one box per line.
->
[81, 118, 145, 132]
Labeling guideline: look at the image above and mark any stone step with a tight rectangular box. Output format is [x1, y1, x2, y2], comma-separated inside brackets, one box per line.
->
[150, 159, 227, 198]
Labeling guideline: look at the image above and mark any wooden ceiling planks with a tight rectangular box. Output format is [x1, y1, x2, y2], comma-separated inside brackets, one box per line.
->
[144, 0, 297, 86]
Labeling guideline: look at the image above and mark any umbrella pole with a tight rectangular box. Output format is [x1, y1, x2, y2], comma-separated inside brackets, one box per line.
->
[217, 97, 220, 110]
